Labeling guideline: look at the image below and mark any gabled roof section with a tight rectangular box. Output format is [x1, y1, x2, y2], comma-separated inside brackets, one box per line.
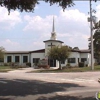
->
[5, 49, 45, 54]
[71, 49, 90, 53]
[43, 40, 64, 43]
[30, 49, 45, 53]
[5, 51, 30, 54]
[79, 49, 91, 53]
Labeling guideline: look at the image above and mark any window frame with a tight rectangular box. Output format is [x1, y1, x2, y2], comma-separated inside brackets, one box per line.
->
[81, 58, 87, 62]
[68, 58, 76, 63]
[7, 56, 12, 63]
[33, 58, 40, 64]
[15, 56, 20, 63]
[23, 56, 28, 63]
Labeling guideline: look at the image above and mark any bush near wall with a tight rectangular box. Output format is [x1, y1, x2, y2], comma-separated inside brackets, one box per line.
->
[26, 62, 31, 67]
[79, 62, 85, 67]
[4, 63, 9, 66]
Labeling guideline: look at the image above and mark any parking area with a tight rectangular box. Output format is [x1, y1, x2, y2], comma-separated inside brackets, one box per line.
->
[0, 68, 100, 100]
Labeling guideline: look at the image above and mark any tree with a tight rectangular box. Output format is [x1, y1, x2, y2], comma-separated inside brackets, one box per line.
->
[0, 0, 98, 14]
[48, 46, 70, 70]
[0, 0, 74, 14]
[93, 29, 100, 63]
[94, 20, 100, 30]
[0, 46, 5, 62]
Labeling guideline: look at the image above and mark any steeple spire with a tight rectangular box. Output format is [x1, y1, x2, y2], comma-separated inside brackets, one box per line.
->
[50, 16, 56, 40]
[52, 16, 55, 32]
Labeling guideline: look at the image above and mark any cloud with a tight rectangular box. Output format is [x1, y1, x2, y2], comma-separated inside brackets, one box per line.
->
[23, 15, 52, 34]
[23, 9, 90, 49]
[0, 7, 21, 30]
[3, 3, 100, 51]
[1, 39, 21, 51]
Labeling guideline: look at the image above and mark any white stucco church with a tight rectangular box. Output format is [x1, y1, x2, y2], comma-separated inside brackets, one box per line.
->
[3, 17, 91, 68]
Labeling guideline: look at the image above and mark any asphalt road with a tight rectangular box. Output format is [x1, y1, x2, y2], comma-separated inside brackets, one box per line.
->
[0, 68, 100, 100]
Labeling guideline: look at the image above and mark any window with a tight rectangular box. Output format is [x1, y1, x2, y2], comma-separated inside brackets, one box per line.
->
[7, 56, 12, 63]
[61, 60, 65, 64]
[23, 56, 28, 63]
[33, 58, 40, 63]
[68, 58, 76, 63]
[0, 58, 4, 62]
[81, 58, 87, 62]
[15, 56, 20, 63]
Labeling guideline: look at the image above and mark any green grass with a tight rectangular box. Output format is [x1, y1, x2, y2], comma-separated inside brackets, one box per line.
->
[0, 66, 19, 72]
[31, 65, 100, 73]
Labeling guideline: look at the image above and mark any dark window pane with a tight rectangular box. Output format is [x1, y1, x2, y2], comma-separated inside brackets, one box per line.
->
[61, 60, 65, 64]
[68, 58, 75, 63]
[0, 58, 4, 62]
[7, 56, 12, 63]
[81, 58, 87, 62]
[15, 56, 20, 63]
[33, 58, 40, 63]
[23, 56, 28, 63]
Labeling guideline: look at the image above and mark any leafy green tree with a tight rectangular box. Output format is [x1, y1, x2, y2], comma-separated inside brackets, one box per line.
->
[93, 29, 100, 63]
[0, 0, 74, 14]
[94, 20, 100, 30]
[48, 46, 70, 69]
[0, 46, 5, 62]
[0, 0, 98, 14]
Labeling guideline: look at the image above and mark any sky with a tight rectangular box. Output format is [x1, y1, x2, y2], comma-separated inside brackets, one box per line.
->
[0, 1, 100, 51]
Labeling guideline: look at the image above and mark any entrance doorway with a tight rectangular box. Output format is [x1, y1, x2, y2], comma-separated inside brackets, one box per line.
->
[48, 59, 56, 67]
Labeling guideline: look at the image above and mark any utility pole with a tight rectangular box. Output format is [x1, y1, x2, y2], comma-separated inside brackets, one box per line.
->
[89, 0, 94, 70]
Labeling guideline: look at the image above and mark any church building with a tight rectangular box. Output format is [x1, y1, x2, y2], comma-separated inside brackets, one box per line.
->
[3, 17, 91, 68]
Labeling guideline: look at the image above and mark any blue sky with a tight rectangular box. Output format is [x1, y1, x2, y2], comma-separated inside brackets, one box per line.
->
[0, 1, 100, 51]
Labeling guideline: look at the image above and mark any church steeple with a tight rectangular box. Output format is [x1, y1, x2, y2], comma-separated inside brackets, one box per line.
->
[50, 16, 57, 40]
[52, 16, 55, 32]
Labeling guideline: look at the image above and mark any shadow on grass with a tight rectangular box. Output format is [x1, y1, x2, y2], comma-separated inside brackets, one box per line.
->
[0, 78, 84, 96]
[37, 95, 96, 100]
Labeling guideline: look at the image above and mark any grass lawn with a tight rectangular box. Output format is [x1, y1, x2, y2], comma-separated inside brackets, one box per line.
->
[0, 66, 19, 72]
[31, 65, 100, 73]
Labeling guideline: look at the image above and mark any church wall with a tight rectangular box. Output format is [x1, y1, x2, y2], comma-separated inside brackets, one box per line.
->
[80, 53, 90, 66]
[31, 52, 45, 67]
[45, 41, 62, 56]
[68, 52, 80, 67]
[80, 53, 88, 58]
[60, 52, 92, 67]
[44, 41, 63, 68]
[88, 53, 95, 66]
[4, 54, 30, 66]
[61, 59, 67, 67]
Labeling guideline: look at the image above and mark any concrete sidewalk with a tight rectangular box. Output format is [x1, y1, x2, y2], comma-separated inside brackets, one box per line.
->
[8, 67, 40, 73]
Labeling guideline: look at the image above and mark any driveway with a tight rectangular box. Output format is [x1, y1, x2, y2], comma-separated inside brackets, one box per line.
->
[0, 68, 100, 100]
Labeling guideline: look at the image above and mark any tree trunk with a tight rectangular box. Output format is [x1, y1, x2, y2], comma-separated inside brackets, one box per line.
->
[97, 55, 100, 64]
[59, 61, 62, 70]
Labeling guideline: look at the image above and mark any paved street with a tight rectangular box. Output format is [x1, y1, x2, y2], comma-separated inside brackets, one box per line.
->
[0, 68, 100, 100]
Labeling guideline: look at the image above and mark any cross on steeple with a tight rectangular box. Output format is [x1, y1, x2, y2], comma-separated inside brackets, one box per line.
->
[48, 43, 55, 48]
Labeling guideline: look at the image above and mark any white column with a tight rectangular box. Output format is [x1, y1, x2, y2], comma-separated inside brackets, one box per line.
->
[12, 55, 14, 63]
[4, 55, 7, 63]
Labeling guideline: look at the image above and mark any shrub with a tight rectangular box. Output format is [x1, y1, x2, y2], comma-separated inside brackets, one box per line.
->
[62, 66, 67, 69]
[11, 62, 15, 66]
[66, 63, 70, 67]
[4, 63, 9, 66]
[79, 62, 85, 67]
[26, 62, 31, 67]
[94, 62, 98, 66]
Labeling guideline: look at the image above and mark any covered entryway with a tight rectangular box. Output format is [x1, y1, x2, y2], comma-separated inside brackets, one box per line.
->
[48, 59, 56, 67]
